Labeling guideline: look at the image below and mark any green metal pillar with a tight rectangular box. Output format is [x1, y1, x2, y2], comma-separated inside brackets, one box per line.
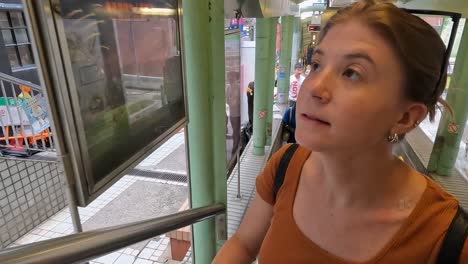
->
[210, 0, 228, 252]
[291, 17, 302, 73]
[209, 0, 228, 252]
[182, 0, 227, 262]
[277, 16, 294, 104]
[253, 17, 276, 155]
[266, 18, 277, 145]
[428, 23, 468, 175]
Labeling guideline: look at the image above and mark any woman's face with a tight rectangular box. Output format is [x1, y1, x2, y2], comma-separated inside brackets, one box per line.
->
[296, 21, 407, 152]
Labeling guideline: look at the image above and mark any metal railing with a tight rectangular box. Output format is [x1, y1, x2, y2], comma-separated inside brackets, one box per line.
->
[0, 72, 55, 156]
[0, 203, 225, 264]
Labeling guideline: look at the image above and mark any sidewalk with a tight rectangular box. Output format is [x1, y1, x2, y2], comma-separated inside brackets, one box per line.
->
[12, 130, 192, 264]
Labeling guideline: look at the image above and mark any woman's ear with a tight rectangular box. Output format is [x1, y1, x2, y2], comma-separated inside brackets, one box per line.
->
[392, 102, 427, 134]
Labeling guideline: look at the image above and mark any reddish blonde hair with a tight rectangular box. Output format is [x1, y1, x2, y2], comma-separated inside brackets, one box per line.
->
[319, 0, 449, 121]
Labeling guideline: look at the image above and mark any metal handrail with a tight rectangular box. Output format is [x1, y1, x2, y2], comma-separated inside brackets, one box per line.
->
[0, 203, 225, 264]
[0, 72, 42, 92]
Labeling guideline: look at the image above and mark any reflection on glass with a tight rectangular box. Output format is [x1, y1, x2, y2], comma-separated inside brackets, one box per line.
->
[224, 32, 240, 162]
[58, 1, 184, 186]
[18, 45, 33, 65]
[6, 47, 19, 67]
[2, 29, 13, 45]
[14, 29, 28, 43]
[417, 15, 444, 35]
[10, 12, 24, 27]
[0, 12, 9, 28]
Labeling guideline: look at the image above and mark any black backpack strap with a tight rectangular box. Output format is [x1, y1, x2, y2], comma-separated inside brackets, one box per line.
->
[437, 206, 468, 264]
[273, 143, 299, 202]
[289, 107, 293, 123]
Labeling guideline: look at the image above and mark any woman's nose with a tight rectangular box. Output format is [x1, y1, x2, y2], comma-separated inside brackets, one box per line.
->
[302, 70, 333, 103]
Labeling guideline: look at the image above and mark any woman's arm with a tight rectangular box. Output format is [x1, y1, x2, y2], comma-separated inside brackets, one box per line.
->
[212, 193, 273, 263]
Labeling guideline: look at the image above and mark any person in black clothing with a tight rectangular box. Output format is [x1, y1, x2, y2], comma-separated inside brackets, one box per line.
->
[247, 81, 254, 126]
[282, 105, 296, 143]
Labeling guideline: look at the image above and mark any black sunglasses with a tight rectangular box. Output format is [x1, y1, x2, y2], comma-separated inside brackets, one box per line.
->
[326, 1, 462, 93]
[401, 9, 462, 93]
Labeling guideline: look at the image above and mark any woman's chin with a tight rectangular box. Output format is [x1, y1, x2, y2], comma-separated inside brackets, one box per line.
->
[295, 133, 331, 152]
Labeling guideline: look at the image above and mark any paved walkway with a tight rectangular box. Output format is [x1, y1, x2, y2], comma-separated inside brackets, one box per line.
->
[12, 130, 191, 264]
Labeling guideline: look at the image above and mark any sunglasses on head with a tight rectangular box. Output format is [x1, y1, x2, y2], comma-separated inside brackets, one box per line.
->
[325, 1, 462, 93]
[402, 9, 462, 94]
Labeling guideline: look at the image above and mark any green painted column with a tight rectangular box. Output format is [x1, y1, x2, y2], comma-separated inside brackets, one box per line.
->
[210, 0, 227, 252]
[266, 18, 278, 145]
[291, 16, 302, 73]
[210, 0, 228, 252]
[428, 23, 468, 176]
[253, 17, 277, 155]
[182, 0, 227, 262]
[277, 16, 294, 104]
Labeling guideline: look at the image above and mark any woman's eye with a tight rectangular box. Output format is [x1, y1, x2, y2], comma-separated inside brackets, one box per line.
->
[311, 62, 321, 72]
[343, 68, 361, 81]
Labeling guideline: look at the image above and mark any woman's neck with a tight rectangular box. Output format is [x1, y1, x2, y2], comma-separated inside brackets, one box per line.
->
[308, 144, 413, 209]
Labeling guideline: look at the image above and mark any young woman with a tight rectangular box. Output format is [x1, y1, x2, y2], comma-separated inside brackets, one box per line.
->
[213, 0, 468, 263]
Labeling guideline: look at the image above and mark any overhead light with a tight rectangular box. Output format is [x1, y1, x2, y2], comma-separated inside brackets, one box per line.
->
[132, 7, 176, 16]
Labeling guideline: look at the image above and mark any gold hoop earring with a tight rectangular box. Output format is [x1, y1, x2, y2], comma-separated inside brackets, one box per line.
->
[388, 133, 399, 143]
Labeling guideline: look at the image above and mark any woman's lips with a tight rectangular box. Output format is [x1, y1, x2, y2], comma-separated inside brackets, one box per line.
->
[300, 113, 331, 126]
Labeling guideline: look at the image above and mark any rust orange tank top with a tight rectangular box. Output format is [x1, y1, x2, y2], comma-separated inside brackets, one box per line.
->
[255, 144, 468, 263]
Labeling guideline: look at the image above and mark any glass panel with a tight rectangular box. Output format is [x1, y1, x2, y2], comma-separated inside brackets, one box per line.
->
[14, 29, 29, 43]
[224, 31, 241, 163]
[18, 45, 33, 65]
[10, 11, 24, 27]
[417, 15, 444, 35]
[414, 14, 458, 132]
[114, 20, 138, 75]
[6, 47, 20, 68]
[2, 29, 13, 45]
[57, 0, 184, 189]
[459, 122, 468, 177]
[0, 12, 9, 28]
[413, 15, 467, 179]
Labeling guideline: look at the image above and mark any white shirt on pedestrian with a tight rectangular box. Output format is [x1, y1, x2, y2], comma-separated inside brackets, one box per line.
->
[289, 74, 305, 101]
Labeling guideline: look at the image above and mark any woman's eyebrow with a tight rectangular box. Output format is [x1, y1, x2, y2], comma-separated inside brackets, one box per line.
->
[313, 48, 376, 66]
[344, 51, 376, 66]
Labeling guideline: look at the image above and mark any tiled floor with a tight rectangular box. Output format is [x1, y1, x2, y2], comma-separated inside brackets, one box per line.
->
[90, 235, 190, 264]
[12, 130, 192, 264]
[13, 174, 191, 264]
